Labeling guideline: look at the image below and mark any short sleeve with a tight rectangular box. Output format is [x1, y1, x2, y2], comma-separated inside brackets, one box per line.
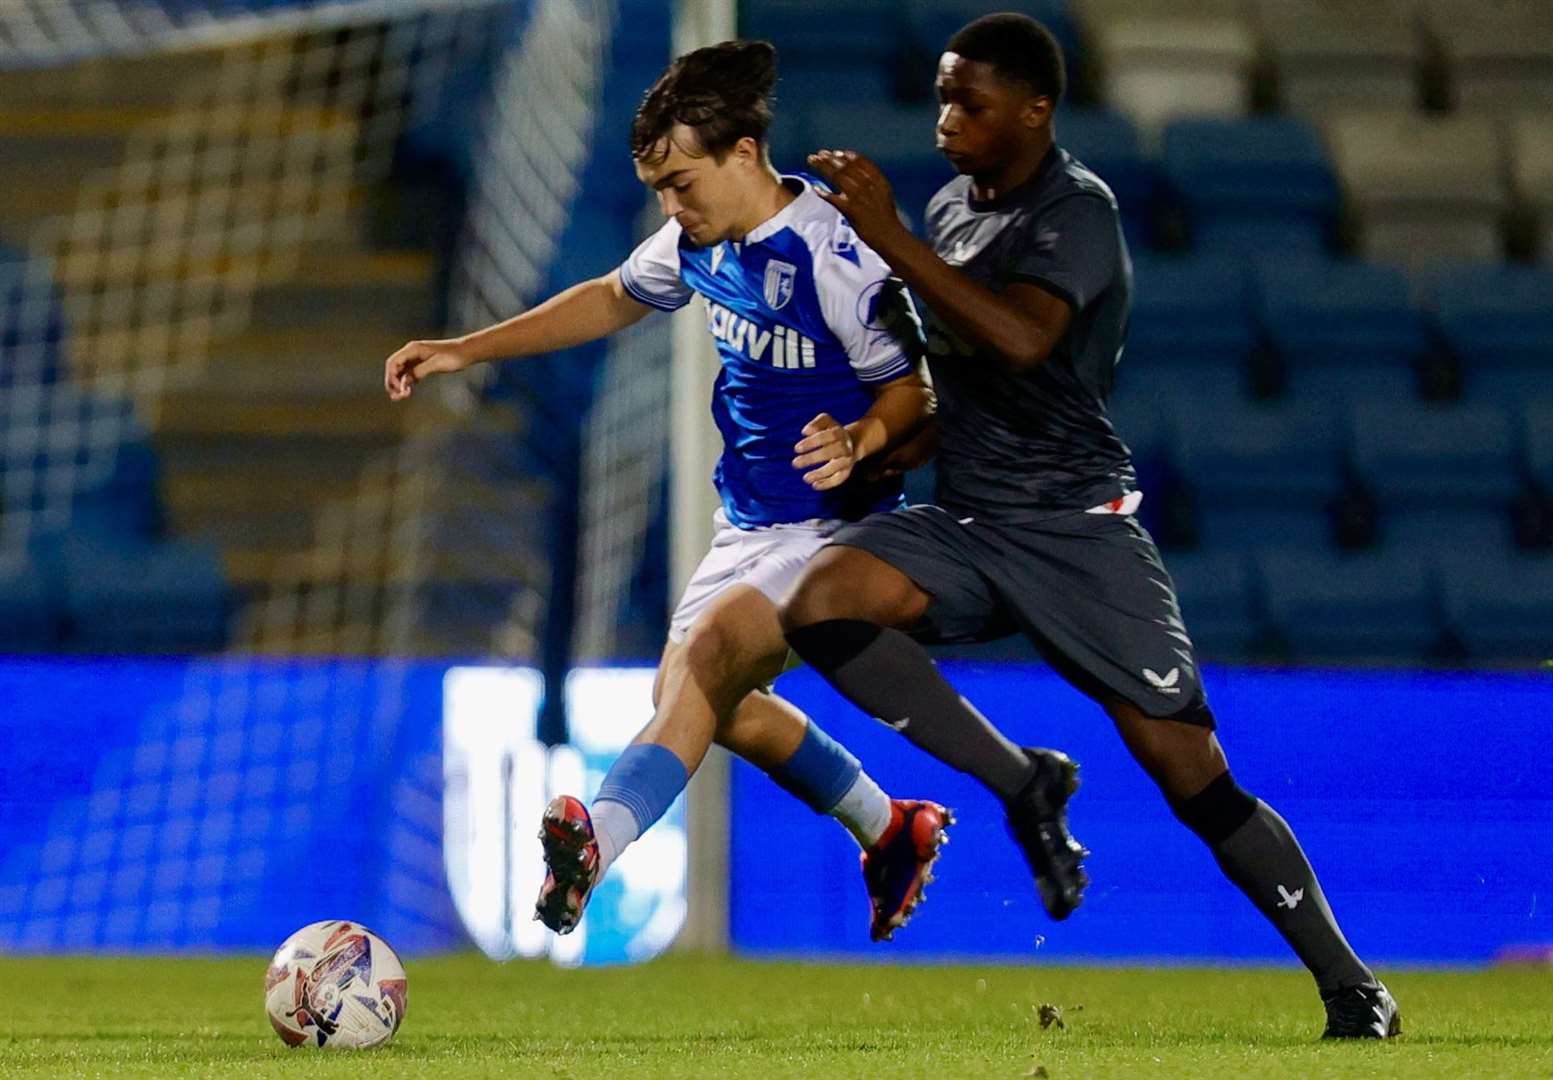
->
[619, 219, 693, 312]
[815, 226, 925, 384]
[1007, 193, 1120, 313]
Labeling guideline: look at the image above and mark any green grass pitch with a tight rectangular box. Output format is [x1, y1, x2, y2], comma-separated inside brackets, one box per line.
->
[1, 954, 1549, 1079]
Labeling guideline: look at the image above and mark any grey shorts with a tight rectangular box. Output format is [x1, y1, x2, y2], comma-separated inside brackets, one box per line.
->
[832, 504, 1211, 725]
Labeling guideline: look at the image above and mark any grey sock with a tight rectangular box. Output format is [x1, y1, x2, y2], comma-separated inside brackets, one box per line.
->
[1212, 800, 1375, 995]
[787, 620, 1036, 799]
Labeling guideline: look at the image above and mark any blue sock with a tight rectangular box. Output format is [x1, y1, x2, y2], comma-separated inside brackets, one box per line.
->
[594, 743, 690, 838]
[768, 721, 862, 814]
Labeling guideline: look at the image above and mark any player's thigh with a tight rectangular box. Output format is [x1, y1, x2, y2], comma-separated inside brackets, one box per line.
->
[783, 506, 999, 639]
[1104, 694, 1228, 802]
[669, 583, 792, 695]
[781, 543, 930, 629]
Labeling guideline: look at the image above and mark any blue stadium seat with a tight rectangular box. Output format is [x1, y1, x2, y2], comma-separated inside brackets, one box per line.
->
[1257, 548, 1440, 661]
[1162, 117, 1338, 256]
[1253, 256, 1427, 399]
[803, 103, 949, 228]
[1059, 108, 1156, 245]
[1171, 397, 1342, 502]
[908, 0, 1084, 83]
[779, 60, 897, 112]
[1526, 399, 1553, 494]
[1127, 254, 1256, 370]
[0, 390, 159, 535]
[46, 535, 232, 654]
[1347, 401, 1519, 509]
[1165, 549, 1258, 658]
[1431, 264, 1553, 403]
[745, 0, 907, 65]
[1, 246, 67, 388]
[1439, 552, 1553, 661]
[1169, 397, 1342, 548]
[1197, 506, 1333, 550]
[0, 550, 59, 651]
[1382, 508, 1515, 558]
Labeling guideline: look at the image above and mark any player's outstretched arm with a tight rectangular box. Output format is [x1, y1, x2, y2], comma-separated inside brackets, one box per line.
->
[384, 270, 652, 400]
[792, 370, 934, 491]
[808, 150, 1070, 375]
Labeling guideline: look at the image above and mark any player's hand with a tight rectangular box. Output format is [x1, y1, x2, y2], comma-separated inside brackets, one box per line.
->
[384, 338, 476, 401]
[807, 149, 905, 252]
[793, 413, 856, 491]
[863, 422, 940, 482]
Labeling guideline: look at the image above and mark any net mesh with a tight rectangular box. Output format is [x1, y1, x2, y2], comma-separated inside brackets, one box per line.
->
[0, 0, 618, 658]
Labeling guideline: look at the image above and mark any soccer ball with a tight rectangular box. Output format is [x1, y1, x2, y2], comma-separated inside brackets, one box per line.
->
[264, 920, 408, 1049]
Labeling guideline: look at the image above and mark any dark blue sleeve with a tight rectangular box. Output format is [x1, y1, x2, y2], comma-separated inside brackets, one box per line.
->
[1006, 193, 1119, 313]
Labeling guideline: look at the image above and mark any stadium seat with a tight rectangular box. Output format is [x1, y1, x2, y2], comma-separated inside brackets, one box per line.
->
[1250, 0, 1421, 115]
[1253, 255, 1427, 399]
[1257, 547, 1441, 661]
[1162, 116, 1338, 255]
[1382, 508, 1516, 558]
[1524, 398, 1553, 494]
[1160, 380, 1343, 547]
[1418, 0, 1553, 115]
[1347, 401, 1519, 510]
[1163, 549, 1258, 658]
[1439, 551, 1553, 661]
[803, 103, 949, 229]
[46, 534, 233, 654]
[1, 246, 66, 388]
[1059, 108, 1157, 245]
[1169, 395, 1343, 507]
[1506, 113, 1553, 261]
[907, 0, 1085, 88]
[0, 549, 59, 651]
[1430, 264, 1553, 402]
[1323, 111, 1507, 266]
[777, 60, 898, 111]
[1127, 254, 1256, 370]
[744, 0, 907, 67]
[1074, 0, 1255, 139]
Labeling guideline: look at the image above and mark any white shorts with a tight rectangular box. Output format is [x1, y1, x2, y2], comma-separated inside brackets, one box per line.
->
[668, 508, 843, 642]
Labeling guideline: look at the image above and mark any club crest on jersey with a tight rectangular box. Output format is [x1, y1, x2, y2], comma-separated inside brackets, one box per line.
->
[763, 259, 797, 311]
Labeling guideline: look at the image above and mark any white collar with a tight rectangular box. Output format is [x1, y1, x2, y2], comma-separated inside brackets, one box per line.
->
[742, 175, 813, 246]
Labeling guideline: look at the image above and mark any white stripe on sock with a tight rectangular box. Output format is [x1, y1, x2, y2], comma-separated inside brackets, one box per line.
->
[590, 798, 641, 877]
[829, 771, 893, 849]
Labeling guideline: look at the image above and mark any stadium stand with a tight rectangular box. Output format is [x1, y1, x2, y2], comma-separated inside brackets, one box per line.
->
[1418, 0, 1553, 116]
[1440, 552, 1553, 662]
[1257, 548, 1440, 662]
[1506, 112, 1553, 260]
[1250, 0, 1421, 115]
[1163, 548, 1258, 659]
[1430, 263, 1553, 402]
[1252, 255, 1428, 401]
[1073, 0, 1255, 138]
[1160, 116, 1338, 255]
[1324, 110, 1507, 266]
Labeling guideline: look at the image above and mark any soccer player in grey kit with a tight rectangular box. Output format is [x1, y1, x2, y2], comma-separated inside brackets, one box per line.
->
[784, 13, 1400, 1039]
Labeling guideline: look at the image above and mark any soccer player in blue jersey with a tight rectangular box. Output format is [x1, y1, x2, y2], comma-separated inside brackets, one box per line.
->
[779, 13, 1397, 1039]
[384, 41, 950, 942]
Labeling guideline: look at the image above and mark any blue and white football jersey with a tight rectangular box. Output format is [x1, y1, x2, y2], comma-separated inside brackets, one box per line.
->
[619, 176, 925, 529]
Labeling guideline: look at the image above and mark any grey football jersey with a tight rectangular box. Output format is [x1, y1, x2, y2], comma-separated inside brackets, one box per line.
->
[922, 147, 1135, 518]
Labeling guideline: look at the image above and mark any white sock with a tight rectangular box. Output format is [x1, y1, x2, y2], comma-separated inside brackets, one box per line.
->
[829, 771, 894, 849]
[590, 799, 641, 877]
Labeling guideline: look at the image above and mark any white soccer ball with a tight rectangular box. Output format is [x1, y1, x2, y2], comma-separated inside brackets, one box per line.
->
[264, 920, 408, 1049]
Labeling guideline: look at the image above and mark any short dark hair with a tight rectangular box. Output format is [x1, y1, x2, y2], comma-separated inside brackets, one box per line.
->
[631, 40, 777, 164]
[946, 13, 1066, 103]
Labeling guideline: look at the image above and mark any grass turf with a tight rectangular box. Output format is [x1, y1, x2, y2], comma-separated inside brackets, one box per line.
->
[0, 954, 1549, 1079]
